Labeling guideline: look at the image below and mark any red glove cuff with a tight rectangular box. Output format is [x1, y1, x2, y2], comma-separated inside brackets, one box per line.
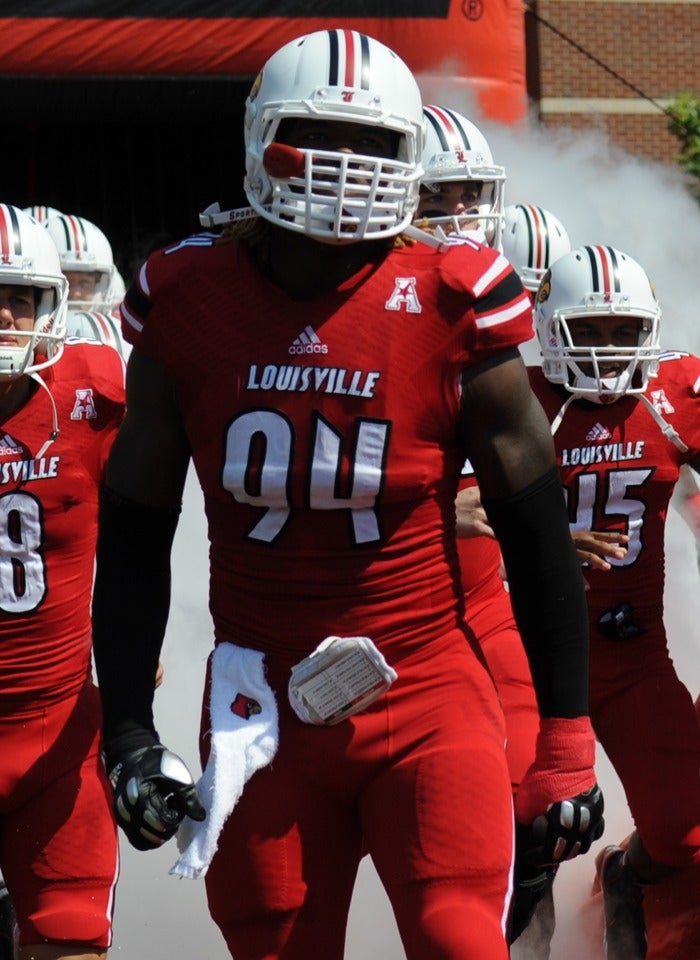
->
[514, 716, 597, 824]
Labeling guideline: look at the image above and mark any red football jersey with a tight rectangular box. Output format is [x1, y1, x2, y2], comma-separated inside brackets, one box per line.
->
[0, 343, 125, 710]
[123, 233, 533, 661]
[529, 353, 700, 626]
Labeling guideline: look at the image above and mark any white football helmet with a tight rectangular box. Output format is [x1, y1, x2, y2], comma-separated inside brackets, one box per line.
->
[106, 268, 126, 317]
[44, 214, 115, 310]
[65, 309, 126, 358]
[0, 204, 68, 378]
[243, 29, 424, 243]
[535, 245, 661, 402]
[503, 204, 571, 292]
[23, 205, 63, 224]
[420, 105, 506, 249]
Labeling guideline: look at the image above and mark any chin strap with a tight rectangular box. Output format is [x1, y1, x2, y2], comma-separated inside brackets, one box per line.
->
[638, 393, 689, 452]
[30, 372, 60, 459]
[550, 390, 688, 452]
[550, 395, 576, 438]
[401, 222, 479, 250]
[199, 202, 270, 228]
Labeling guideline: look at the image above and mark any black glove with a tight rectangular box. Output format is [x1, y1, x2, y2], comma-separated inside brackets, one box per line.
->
[0, 881, 15, 960]
[508, 785, 604, 943]
[509, 824, 558, 944]
[521, 783, 605, 866]
[106, 733, 206, 851]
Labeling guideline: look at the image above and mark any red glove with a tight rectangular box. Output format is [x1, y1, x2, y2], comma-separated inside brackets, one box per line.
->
[515, 716, 597, 825]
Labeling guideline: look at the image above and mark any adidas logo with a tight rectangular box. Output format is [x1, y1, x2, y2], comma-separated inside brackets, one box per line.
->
[0, 432, 23, 457]
[586, 422, 612, 442]
[289, 325, 328, 356]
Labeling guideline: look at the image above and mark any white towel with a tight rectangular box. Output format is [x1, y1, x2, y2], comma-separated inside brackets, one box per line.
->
[170, 643, 279, 879]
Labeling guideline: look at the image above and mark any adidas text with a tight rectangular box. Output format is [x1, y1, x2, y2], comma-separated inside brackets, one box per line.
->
[289, 342, 328, 355]
[289, 325, 328, 355]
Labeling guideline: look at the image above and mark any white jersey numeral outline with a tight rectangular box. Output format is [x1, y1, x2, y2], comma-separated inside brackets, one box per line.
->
[0, 491, 48, 613]
[567, 467, 653, 565]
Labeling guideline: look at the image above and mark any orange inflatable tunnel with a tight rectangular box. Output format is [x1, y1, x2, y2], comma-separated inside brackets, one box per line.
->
[0, 0, 527, 123]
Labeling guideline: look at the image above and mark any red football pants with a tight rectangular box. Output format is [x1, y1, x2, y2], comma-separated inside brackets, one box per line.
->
[202, 630, 514, 960]
[0, 681, 118, 948]
[642, 696, 700, 959]
[589, 625, 700, 868]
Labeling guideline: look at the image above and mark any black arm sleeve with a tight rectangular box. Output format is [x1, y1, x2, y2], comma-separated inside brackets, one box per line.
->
[482, 466, 590, 718]
[92, 487, 181, 744]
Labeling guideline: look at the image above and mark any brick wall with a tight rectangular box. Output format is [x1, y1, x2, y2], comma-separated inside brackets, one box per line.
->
[529, 0, 699, 164]
[540, 112, 682, 163]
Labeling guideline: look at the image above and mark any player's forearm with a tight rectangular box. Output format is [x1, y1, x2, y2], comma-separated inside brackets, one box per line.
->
[483, 465, 590, 718]
[92, 487, 181, 742]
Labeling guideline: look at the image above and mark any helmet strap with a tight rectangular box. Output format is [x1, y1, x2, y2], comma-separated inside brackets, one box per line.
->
[30, 372, 60, 458]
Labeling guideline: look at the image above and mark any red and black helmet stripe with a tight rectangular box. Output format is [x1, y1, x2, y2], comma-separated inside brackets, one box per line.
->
[327, 29, 370, 90]
[516, 204, 549, 271]
[423, 104, 473, 152]
[55, 213, 89, 254]
[584, 244, 622, 295]
[0, 204, 22, 262]
[27, 206, 51, 222]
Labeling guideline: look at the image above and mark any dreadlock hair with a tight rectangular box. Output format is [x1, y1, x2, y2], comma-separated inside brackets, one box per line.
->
[216, 216, 271, 248]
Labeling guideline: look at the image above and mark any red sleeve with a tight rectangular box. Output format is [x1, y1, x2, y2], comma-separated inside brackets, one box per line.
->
[438, 241, 535, 363]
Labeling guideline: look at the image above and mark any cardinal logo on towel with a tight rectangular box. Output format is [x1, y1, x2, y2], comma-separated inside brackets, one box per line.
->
[230, 693, 262, 719]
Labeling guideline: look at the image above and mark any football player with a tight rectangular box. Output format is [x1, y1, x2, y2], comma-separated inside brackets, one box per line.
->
[417, 104, 506, 249]
[44, 214, 116, 314]
[502, 203, 571, 296]
[91, 31, 602, 960]
[413, 104, 561, 949]
[22, 205, 63, 225]
[0, 204, 125, 959]
[531, 245, 700, 960]
[65, 309, 128, 359]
